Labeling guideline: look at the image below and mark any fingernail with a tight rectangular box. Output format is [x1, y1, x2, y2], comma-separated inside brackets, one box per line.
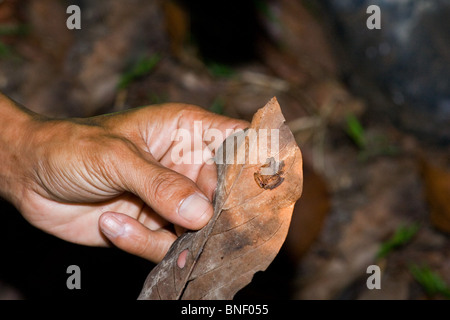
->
[178, 193, 212, 223]
[101, 215, 125, 238]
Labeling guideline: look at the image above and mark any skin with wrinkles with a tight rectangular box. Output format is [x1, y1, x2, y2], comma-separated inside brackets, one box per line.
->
[0, 92, 247, 263]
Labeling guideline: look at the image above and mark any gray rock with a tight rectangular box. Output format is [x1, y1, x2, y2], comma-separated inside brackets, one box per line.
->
[325, 0, 450, 144]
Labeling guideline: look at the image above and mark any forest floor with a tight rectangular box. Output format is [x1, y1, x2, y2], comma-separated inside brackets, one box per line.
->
[0, 0, 449, 300]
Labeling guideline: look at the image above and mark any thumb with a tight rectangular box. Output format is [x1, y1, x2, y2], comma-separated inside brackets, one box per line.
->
[116, 155, 214, 230]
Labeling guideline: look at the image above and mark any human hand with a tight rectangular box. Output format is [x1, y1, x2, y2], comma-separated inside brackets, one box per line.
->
[7, 102, 248, 262]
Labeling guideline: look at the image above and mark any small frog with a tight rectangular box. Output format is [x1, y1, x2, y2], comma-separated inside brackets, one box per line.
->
[254, 157, 285, 190]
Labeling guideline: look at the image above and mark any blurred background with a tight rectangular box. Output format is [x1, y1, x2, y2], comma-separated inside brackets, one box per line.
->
[0, 0, 449, 299]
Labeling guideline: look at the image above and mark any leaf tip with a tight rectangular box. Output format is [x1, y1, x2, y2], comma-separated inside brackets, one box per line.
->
[252, 97, 285, 128]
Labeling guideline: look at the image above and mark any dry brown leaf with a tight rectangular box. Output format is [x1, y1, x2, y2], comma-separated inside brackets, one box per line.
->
[295, 157, 425, 299]
[258, 0, 337, 84]
[162, 0, 190, 59]
[285, 163, 330, 263]
[420, 152, 450, 233]
[138, 97, 303, 300]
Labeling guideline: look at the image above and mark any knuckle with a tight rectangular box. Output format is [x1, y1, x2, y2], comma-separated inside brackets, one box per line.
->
[132, 232, 154, 257]
[132, 232, 168, 262]
[149, 170, 187, 201]
[104, 137, 132, 156]
[98, 137, 137, 169]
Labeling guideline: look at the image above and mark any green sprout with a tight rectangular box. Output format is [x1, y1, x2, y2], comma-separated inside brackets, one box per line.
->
[210, 97, 225, 115]
[345, 113, 398, 160]
[0, 24, 29, 59]
[118, 53, 161, 90]
[377, 224, 420, 259]
[253, 0, 279, 24]
[147, 92, 168, 105]
[345, 113, 366, 150]
[0, 42, 13, 58]
[409, 264, 450, 299]
[206, 62, 235, 79]
[0, 24, 29, 36]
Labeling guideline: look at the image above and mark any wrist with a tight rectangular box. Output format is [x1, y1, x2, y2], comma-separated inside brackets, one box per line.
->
[0, 93, 43, 208]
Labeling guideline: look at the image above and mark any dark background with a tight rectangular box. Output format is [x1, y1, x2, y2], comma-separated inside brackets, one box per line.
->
[0, 0, 449, 300]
